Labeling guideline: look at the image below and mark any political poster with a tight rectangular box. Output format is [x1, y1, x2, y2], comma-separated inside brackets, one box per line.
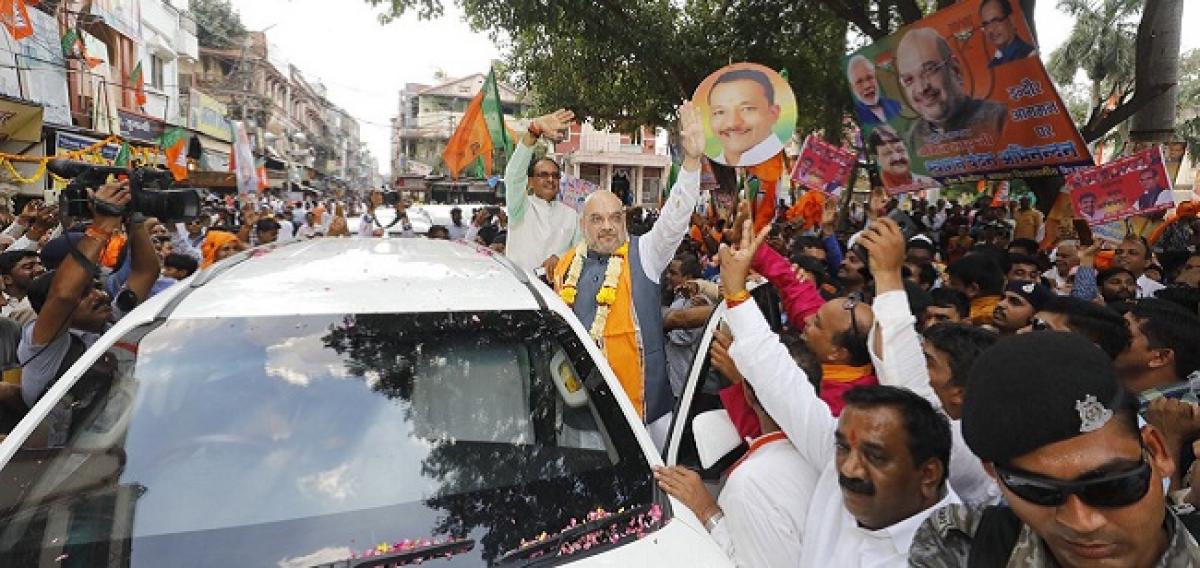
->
[1068, 147, 1174, 227]
[558, 175, 599, 214]
[693, 63, 797, 168]
[845, 0, 1091, 195]
[791, 134, 857, 194]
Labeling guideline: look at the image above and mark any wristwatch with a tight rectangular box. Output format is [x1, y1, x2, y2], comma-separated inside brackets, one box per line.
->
[704, 511, 725, 534]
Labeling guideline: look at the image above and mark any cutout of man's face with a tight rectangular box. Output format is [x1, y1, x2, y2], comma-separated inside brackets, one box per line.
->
[708, 77, 781, 160]
[849, 59, 879, 106]
[1139, 169, 1158, 190]
[980, 0, 1017, 51]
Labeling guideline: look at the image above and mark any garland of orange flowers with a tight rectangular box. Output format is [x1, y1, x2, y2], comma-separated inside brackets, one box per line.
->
[559, 241, 629, 343]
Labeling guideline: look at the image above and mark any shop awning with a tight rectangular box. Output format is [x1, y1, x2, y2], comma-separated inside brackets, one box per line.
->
[0, 98, 44, 143]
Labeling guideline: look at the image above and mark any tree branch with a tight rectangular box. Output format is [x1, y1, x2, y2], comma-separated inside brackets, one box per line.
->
[815, 0, 886, 40]
[1080, 81, 1176, 142]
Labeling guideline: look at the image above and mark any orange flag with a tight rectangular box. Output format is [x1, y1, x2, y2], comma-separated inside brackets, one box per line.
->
[748, 152, 787, 232]
[1, 0, 34, 40]
[442, 88, 494, 179]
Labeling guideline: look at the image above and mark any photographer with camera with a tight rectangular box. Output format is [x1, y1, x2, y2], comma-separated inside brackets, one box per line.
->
[17, 179, 160, 407]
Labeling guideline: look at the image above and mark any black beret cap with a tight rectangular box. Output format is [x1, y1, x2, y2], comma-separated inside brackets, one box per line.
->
[962, 331, 1123, 464]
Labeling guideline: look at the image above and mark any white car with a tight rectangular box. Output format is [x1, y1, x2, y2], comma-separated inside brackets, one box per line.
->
[0, 239, 733, 567]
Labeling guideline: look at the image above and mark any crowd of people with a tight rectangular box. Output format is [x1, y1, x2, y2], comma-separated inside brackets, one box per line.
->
[1, 99, 1200, 565]
[506, 104, 1200, 566]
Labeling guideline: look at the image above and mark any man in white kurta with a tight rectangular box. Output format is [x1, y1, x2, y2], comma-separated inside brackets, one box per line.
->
[503, 109, 581, 273]
[858, 217, 1002, 507]
[716, 224, 959, 567]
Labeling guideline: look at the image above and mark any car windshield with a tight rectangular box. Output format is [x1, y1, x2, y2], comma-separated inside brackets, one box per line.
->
[0, 311, 657, 567]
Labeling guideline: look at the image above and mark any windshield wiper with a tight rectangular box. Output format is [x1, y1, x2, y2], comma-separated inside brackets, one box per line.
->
[493, 503, 661, 567]
[312, 538, 474, 568]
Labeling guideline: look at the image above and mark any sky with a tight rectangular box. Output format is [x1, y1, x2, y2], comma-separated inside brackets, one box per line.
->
[221, 0, 1199, 177]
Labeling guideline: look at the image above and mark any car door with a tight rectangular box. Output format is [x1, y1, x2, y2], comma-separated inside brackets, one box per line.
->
[663, 283, 783, 479]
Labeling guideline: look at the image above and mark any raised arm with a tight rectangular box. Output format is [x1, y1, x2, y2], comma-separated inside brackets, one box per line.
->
[639, 101, 705, 281]
[721, 220, 837, 467]
[505, 109, 575, 225]
[858, 218, 939, 405]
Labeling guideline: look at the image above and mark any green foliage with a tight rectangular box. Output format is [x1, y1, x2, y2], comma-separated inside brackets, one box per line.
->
[1046, 0, 1141, 106]
[1173, 49, 1200, 159]
[365, 0, 851, 142]
[188, 0, 248, 49]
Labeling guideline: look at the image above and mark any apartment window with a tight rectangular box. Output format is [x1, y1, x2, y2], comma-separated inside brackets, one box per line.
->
[150, 55, 165, 90]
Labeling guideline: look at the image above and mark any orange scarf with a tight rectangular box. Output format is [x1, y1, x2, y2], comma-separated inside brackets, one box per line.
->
[969, 295, 1001, 326]
[728, 431, 788, 476]
[554, 247, 646, 418]
[820, 363, 876, 416]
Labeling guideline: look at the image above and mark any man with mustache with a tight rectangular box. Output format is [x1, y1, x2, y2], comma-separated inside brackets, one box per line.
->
[992, 281, 1051, 335]
[706, 69, 784, 167]
[715, 223, 958, 566]
[910, 332, 1200, 565]
[551, 101, 706, 446]
[848, 55, 903, 127]
[868, 125, 941, 193]
[896, 27, 1007, 155]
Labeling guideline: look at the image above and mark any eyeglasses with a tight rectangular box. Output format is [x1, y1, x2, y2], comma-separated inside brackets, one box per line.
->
[844, 298, 861, 337]
[899, 59, 951, 88]
[994, 452, 1153, 508]
[532, 172, 562, 180]
[980, 15, 1009, 30]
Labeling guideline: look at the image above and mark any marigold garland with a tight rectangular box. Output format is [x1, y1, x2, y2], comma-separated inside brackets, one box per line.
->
[559, 241, 629, 344]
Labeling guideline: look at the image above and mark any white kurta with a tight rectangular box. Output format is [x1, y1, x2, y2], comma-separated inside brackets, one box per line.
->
[724, 300, 960, 567]
[503, 141, 580, 271]
[866, 290, 1000, 507]
[709, 433, 818, 567]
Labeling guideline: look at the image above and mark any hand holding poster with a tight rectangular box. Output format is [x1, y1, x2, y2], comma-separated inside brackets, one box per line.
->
[845, 0, 1092, 194]
[792, 134, 857, 194]
[1068, 147, 1175, 227]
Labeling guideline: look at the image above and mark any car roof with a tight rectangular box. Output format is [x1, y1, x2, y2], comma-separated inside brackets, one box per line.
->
[168, 238, 541, 319]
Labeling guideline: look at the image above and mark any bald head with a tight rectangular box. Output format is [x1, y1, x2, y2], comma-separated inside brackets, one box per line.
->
[896, 27, 965, 126]
[581, 190, 628, 255]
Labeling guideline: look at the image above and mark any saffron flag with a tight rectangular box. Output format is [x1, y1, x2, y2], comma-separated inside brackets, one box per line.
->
[231, 121, 258, 195]
[442, 84, 495, 180]
[1, 0, 34, 41]
[159, 127, 189, 181]
[747, 152, 786, 232]
[131, 61, 146, 106]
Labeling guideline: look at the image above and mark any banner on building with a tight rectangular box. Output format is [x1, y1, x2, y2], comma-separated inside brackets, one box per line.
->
[791, 134, 857, 194]
[231, 121, 258, 195]
[188, 88, 232, 142]
[845, 0, 1091, 193]
[54, 131, 122, 161]
[557, 175, 599, 214]
[1068, 147, 1174, 227]
[17, 8, 70, 125]
[118, 109, 165, 143]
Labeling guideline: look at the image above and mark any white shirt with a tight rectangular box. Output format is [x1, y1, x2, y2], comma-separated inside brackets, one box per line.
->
[296, 224, 323, 239]
[276, 219, 295, 242]
[711, 134, 785, 168]
[725, 300, 960, 567]
[504, 141, 580, 271]
[867, 290, 1001, 507]
[447, 222, 469, 241]
[1138, 274, 1165, 299]
[709, 433, 817, 567]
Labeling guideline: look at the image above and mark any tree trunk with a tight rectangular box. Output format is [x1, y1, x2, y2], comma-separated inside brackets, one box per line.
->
[1129, 0, 1183, 143]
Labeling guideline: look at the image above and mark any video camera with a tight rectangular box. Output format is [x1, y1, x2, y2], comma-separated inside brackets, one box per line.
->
[47, 159, 202, 223]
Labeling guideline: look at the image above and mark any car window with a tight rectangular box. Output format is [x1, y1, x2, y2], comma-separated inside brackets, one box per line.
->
[0, 310, 660, 567]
